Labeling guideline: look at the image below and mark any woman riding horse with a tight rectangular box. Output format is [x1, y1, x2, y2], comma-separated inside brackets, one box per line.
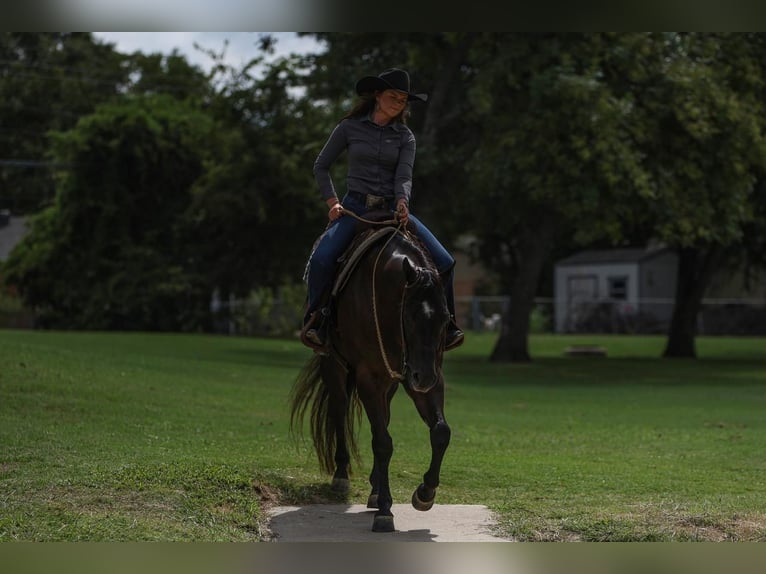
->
[291, 223, 453, 532]
[301, 68, 464, 352]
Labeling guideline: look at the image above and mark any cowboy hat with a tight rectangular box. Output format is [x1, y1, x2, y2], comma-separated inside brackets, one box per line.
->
[355, 68, 428, 102]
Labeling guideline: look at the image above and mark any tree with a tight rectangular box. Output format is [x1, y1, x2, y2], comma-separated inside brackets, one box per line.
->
[438, 33, 766, 361]
[0, 33, 129, 212]
[462, 34, 651, 361]
[3, 95, 219, 330]
[186, 47, 331, 307]
[619, 33, 766, 357]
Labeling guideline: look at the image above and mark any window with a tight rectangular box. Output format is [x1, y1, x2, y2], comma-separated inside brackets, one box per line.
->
[608, 276, 628, 300]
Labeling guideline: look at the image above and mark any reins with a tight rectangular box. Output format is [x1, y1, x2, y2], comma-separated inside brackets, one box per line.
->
[339, 206, 400, 227]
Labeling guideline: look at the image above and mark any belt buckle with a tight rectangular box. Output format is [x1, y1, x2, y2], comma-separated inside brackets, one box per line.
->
[365, 194, 387, 209]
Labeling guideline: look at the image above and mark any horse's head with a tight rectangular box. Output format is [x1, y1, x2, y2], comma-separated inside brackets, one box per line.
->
[401, 257, 450, 393]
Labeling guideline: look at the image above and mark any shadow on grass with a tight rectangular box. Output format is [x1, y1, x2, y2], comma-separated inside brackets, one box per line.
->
[445, 355, 766, 389]
[223, 345, 311, 370]
[253, 473, 351, 508]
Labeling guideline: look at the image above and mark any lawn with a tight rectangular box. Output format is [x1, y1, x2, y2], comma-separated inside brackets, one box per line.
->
[1, 329, 765, 541]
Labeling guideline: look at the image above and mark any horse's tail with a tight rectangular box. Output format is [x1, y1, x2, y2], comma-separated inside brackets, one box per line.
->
[289, 354, 361, 476]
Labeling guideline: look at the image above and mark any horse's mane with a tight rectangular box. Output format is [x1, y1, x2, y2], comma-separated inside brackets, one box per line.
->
[394, 231, 441, 294]
[394, 230, 439, 275]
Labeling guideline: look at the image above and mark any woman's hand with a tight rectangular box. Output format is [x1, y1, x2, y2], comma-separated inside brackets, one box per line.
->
[396, 199, 409, 225]
[327, 199, 344, 221]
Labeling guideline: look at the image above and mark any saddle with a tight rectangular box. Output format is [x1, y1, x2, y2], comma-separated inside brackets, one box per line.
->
[300, 211, 410, 353]
[333, 210, 418, 293]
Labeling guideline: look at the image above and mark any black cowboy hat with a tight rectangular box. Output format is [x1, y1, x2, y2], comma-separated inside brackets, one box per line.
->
[355, 68, 428, 102]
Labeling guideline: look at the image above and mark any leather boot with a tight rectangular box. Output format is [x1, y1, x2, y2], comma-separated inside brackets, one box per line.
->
[440, 268, 465, 351]
[445, 316, 465, 351]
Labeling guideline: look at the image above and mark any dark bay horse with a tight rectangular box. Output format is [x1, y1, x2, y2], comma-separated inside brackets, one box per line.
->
[289, 220, 452, 532]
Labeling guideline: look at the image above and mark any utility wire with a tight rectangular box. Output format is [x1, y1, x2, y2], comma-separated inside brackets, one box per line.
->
[0, 159, 70, 168]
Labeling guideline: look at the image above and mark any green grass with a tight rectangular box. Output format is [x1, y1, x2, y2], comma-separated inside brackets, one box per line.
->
[1, 329, 765, 541]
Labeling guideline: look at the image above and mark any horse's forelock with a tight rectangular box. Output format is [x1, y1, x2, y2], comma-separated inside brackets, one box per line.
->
[414, 267, 438, 290]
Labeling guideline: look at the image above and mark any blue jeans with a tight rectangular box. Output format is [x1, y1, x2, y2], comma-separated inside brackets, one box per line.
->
[305, 193, 456, 318]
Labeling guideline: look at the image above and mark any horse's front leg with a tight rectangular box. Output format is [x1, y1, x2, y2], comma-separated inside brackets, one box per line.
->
[366, 383, 398, 510]
[360, 386, 396, 532]
[367, 460, 380, 508]
[407, 380, 451, 511]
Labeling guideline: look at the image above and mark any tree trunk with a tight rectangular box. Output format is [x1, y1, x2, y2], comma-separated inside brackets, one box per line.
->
[419, 35, 475, 158]
[490, 214, 557, 363]
[491, 271, 536, 362]
[662, 245, 725, 358]
[415, 34, 476, 222]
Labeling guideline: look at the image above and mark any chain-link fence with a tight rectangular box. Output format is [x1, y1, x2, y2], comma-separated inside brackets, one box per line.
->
[3, 290, 765, 336]
[456, 296, 555, 334]
[209, 285, 306, 337]
[462, 296, 766, 335]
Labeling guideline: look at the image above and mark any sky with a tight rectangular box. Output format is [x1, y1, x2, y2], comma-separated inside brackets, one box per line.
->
[92, 32, 326, 74]
[53, 0, 331, 30]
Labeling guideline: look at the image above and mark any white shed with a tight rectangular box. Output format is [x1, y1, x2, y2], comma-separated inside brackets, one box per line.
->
[554, 247, 678, 333]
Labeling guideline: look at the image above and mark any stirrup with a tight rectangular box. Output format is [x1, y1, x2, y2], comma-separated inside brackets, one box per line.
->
[300, 308, 330, 353]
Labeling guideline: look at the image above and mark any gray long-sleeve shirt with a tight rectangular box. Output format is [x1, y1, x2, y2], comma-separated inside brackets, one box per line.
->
[313, 113, 416, 205]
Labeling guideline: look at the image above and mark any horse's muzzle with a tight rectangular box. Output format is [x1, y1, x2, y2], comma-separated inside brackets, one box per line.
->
[404, 363, 438, 393]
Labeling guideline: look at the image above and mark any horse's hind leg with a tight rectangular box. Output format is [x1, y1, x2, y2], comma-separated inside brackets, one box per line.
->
[322, 358, 351, 493]
[407, 381, 451, 511]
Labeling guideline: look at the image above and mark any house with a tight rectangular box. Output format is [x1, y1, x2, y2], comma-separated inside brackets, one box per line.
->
[554, 246, 678, 333]
[554, 246, 766, 334]
[0, 211, 34, 328]
[450, 235, 508, 330]
[0, 211, 28, 262]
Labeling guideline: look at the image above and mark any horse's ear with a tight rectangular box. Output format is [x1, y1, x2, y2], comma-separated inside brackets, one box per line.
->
[403, 257, 419, 285]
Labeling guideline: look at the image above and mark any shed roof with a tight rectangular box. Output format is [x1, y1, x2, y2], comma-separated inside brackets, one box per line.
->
[556, 246, 671, 267]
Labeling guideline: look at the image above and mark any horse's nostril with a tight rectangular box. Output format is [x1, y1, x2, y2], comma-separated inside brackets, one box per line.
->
[411, 371, 420, 383]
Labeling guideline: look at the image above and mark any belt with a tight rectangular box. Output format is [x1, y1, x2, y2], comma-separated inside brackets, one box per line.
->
[347, 192, 394, 208]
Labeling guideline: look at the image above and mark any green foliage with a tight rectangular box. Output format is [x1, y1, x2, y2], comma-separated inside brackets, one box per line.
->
[0, 33, 129, 212]
[1, 35, 331, 332]
[465, 35, 653, 272]
[529, 304, 552, 334]
[0, 286, 31, 329]
[0, 289, 21, 312]
[625, 33, 766, 249]
[228, 283, 306, 337]
[3, 95, 217, 330]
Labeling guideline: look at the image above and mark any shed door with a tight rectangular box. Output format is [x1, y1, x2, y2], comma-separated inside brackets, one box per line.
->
[565, 274, 598, 331]
[568, 274, 598, 303]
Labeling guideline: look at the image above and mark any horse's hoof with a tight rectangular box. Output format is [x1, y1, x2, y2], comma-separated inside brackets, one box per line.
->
[366, 494, 379, 508]
[412, 485, 435, 511]
[331, 477, 350, 493]
[372, 514, 395, 532]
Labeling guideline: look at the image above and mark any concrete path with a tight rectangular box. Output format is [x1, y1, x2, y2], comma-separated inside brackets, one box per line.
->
[266, 503, 512, 542]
